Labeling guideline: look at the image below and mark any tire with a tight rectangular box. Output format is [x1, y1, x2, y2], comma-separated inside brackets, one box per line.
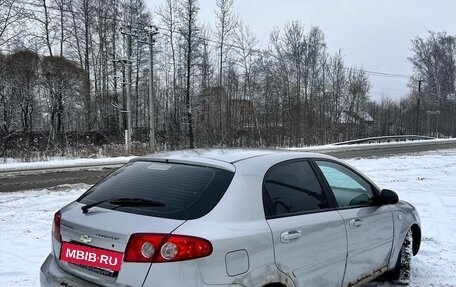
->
[385, 229, 413, 284]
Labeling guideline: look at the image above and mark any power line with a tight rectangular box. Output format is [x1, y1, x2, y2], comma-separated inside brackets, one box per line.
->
[346, 67, 411, 79]
[371, 86, 410, 93]
[364, 70, 410, 79]
[369, 91, 410, 97]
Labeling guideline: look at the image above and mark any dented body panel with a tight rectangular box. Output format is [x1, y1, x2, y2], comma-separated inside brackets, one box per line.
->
[40, 149, 421, 287]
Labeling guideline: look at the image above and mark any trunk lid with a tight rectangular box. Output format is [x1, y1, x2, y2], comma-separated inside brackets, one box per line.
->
[53, 202, 185, 287]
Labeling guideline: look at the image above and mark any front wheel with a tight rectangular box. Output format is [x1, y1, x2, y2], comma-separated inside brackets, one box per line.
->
[385, 229, 413, 284]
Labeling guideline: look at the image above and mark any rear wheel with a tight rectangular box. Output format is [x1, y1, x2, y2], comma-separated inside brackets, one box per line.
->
[385, 229, 413, 284]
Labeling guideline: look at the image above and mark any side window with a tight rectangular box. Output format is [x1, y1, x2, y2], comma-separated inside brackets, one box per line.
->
[316, 161, 374, 208]
[263, 161, 329, 217]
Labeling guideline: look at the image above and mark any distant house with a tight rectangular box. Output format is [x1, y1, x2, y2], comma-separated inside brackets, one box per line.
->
[340, 110, 374, 124]
[337, 110, 375, 140]
[197, 87, 228, 132]
[196, 87, 255, 142]
[231, 98, 254, 128]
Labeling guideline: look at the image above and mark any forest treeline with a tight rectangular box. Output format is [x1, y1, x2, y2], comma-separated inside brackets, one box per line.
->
[1, 0, 455, 158]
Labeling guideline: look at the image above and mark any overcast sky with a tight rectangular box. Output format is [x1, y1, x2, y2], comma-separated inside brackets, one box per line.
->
[146, 0, 456, 102]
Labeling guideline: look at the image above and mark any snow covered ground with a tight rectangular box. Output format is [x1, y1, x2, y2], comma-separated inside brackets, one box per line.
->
[0, 156, 134, 172]
[2, 137, 456, 173]
[1, 149, 456, 286]
[0, 184, 89, 286]
[355, 149, 456, 286]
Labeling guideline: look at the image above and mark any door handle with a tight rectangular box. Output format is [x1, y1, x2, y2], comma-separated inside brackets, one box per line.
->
[280, 230, 302, 243]
[349, 219, 363, 229]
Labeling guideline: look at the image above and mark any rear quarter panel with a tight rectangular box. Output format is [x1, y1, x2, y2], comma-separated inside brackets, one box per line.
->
[169, 158, 293, 287]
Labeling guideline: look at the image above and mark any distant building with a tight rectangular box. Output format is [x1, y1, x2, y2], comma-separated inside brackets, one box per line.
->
[197, 87, 228, 134]
[338, 110, 375, 140]
[196, 87, 255, 143]
[340, 110, 374, 124]
[231, 98, 254, 128]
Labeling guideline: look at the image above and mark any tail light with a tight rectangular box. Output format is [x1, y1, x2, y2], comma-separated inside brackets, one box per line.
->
[124, 233, 212, 263]
[52, 211, 62, 242]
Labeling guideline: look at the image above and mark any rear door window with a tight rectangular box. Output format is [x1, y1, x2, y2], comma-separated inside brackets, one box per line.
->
[78, 161, 234, 219]
[263, 160, 329, 217]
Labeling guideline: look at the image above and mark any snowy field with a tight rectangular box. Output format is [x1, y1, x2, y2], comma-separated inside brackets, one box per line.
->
[1, 150, 456, 286]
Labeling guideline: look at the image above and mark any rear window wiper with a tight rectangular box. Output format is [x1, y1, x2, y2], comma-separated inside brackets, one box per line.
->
[81, 198, 165, 214]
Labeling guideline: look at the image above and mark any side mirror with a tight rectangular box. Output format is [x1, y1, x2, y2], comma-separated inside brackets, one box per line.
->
[379, 189, 399, 205]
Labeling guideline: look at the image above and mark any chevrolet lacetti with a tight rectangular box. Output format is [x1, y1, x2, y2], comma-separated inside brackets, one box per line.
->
[40, 149, 421, 287]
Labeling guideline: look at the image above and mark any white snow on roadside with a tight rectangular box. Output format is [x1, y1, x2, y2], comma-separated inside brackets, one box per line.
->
[288, 138, 456, 153]
[0, 157, 134, 172]
[1, 150, 456, 286]
[2, 138, 456, 173]
[0, 184, 90, 286]
[348, 149, 456, 286]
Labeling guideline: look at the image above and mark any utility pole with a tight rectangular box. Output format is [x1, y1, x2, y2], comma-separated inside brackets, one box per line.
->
[120, 26, 133, 151]
[416, 79, 422, 135]
[126, 29, 132, 150]
[121, 24, 157, 153]
[148, 26, 159, 152]
[110, 58, 128, 147]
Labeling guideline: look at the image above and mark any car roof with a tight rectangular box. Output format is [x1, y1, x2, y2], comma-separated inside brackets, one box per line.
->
[146, 149, 275, 163]
[133, 149, 336, 172]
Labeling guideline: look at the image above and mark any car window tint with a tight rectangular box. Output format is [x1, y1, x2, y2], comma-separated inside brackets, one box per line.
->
[78, 161, 234, 219]
[264, 161, 328, 217]
[316, 161, 373, 208]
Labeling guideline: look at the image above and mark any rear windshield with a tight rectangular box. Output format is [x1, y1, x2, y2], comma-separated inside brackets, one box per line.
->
[78, 161, 234, 219]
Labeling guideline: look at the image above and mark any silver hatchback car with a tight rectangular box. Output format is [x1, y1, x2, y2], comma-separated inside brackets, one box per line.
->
[40, 149, 421, 287]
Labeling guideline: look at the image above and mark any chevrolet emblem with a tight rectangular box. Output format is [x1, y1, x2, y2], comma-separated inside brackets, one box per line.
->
[80, 234, 93, 244]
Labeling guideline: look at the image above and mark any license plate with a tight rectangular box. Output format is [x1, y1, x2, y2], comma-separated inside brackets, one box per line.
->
[74, 263, 117, 277]
[60, 242, 123, 272]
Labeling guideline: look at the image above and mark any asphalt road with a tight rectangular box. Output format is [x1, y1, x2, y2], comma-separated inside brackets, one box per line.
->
[0, 167, 117, 192]
[324, 141, 456, 158]
[1, 142, 456, 192]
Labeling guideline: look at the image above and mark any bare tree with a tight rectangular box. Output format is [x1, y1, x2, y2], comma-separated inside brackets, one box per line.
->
[234, 22, 259, 143]
[0, 53, 7, 134]
[0, 0, 27, 47]
[36, 0, 55, 56]
[0, 1, 390, 155]
[179, 0, 201, 148]
[82, 0, 93, 130]
[328, 51, 346, 141]
[409, 32, 456, 137]
[4, 51, 40, 132]
[214, 0, 237, 86]
[42, 55, 84, 133]
[52, 0, 67, 57]
[214, 0, 237, 143]
[157, 0, 180, 141]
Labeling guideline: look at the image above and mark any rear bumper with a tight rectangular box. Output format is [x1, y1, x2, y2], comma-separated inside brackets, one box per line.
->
[40, 253, 99, 287]
[40, 253, 244, 287]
